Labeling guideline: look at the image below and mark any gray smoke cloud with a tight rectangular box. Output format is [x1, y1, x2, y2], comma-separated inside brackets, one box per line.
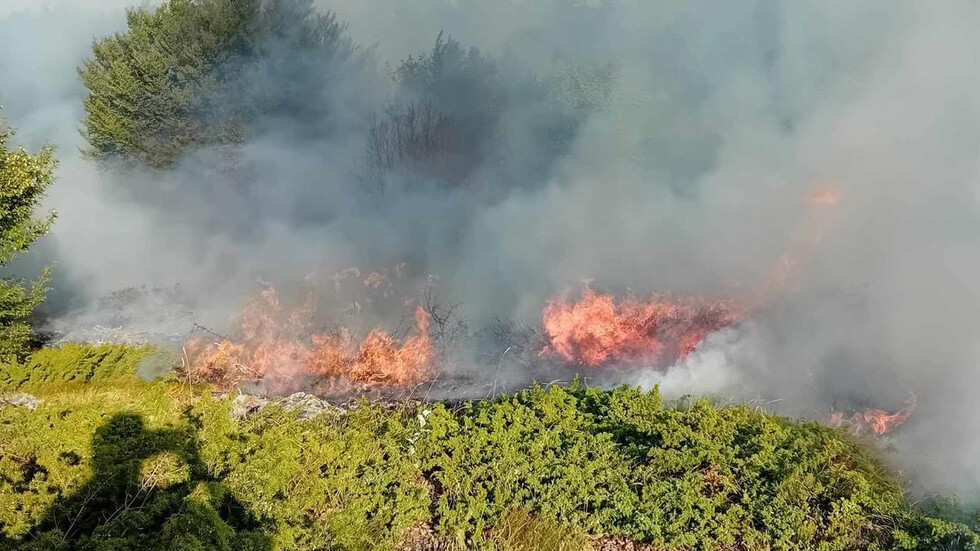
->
[1, 0, 979, 494]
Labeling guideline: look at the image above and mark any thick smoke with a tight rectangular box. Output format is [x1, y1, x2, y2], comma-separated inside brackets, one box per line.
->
[2, 1, 979, 494]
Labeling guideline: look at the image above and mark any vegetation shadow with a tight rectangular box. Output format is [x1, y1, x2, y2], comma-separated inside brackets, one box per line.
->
[8, 412, 272, 551]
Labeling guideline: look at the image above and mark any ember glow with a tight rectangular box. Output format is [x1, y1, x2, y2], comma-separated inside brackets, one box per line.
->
[807, 186, 841, 206]
[759, 185, 843, 301]
[829, 394, 918, 436]
[540, 286, 744, 368]
[183, 287, 434, 393]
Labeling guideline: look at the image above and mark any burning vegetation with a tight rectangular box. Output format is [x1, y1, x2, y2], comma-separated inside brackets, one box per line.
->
[540, 286, 744, 368]
[534, 186, 842, 372]
[182, 287, 434, 394]
[807, 185, 841, 206]
[168, 182, 916, 437]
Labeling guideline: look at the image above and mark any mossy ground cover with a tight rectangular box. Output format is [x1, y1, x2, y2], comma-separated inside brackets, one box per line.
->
[0, 345, 976, 550]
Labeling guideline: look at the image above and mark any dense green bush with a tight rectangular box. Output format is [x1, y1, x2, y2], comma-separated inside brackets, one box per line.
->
[197, 398, 429, 551]
[1, 347, 976, 550]
[419, 385, 636, 542]
[420, 385, 979, 550]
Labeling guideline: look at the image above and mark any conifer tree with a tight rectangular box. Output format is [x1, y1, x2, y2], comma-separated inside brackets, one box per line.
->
[0, 114, 55, 358]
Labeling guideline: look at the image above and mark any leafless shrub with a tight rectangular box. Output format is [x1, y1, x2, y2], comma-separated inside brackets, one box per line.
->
[357, 100, 467, 199]
[422, 287, 468, 352]
[479, 318, 549, 370]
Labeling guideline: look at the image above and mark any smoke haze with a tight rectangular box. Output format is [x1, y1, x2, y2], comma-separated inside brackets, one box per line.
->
[1, 0, 979, 494]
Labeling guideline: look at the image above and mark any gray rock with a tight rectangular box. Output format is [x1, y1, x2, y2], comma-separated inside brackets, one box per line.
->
[277, 392, 346, 420]
[227, 392, 345, 420]
[1, 393, 42, 411]
[230, 393, 269, 420]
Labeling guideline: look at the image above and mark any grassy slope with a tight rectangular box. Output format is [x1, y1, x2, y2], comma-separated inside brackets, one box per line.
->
[0, 344, 976, 551]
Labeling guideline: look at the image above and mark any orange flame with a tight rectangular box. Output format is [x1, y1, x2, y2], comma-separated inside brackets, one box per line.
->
[308, 306, 433, 387]
[828, 393, 918, 436]
[184, 287, 433, 393]
[540, 286, 743, 368]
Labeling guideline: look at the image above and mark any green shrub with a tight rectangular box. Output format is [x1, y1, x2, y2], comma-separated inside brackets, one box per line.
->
[893, 515, 980, 550]
[421, 384, 979, 550]
[419, 386, 636, 545]
[0, 383, 199, 547]
[0, 343, 152, 390]
[198, 400, 430, 551]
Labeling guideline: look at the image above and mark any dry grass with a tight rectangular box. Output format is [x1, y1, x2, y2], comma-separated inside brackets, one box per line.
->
[488, 509, 593, 551]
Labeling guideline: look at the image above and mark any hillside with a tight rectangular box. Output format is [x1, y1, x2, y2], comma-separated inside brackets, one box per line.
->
[0, 345, 975, 551]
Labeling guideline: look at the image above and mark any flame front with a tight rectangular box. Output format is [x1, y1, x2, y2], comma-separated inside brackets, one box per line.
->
[541, 286, 743, 368]
[184, 287, 434, 393]
[308, 306, 433, 387]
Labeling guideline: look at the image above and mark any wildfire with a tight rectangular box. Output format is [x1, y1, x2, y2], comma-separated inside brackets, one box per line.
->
[540, 186, 842, 370]
[540, 286, 743, 368]
[828, 393, 918, 436]
[183, 286, 434, 393]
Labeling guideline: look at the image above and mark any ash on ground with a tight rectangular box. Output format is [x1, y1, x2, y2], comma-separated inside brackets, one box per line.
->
[39, 285, 199, 346]
[227, 392, 348, 420]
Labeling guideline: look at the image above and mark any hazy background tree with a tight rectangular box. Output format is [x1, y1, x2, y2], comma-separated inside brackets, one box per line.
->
[394, 32, 502, 165]
[358, 100, 462, 199]
[0, 114, 55, 359]
[79, 0, 364, 170]
[359, 33, 614, 199]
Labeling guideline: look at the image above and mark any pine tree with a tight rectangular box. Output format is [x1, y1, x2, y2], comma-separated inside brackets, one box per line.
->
[79, 0, 359, 169]
[0, 114, 56, 359]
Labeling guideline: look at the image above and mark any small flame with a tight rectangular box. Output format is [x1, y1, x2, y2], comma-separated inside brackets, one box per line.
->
[540, 286, 743, 368]
[807, 186, 840, 206]
[756, 185, 843, 302]
[828, 393, 918, 436]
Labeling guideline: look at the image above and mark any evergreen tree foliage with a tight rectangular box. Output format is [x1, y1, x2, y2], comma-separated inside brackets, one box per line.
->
[79, 0, 361, 169]
[0, 116, 55, 359]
